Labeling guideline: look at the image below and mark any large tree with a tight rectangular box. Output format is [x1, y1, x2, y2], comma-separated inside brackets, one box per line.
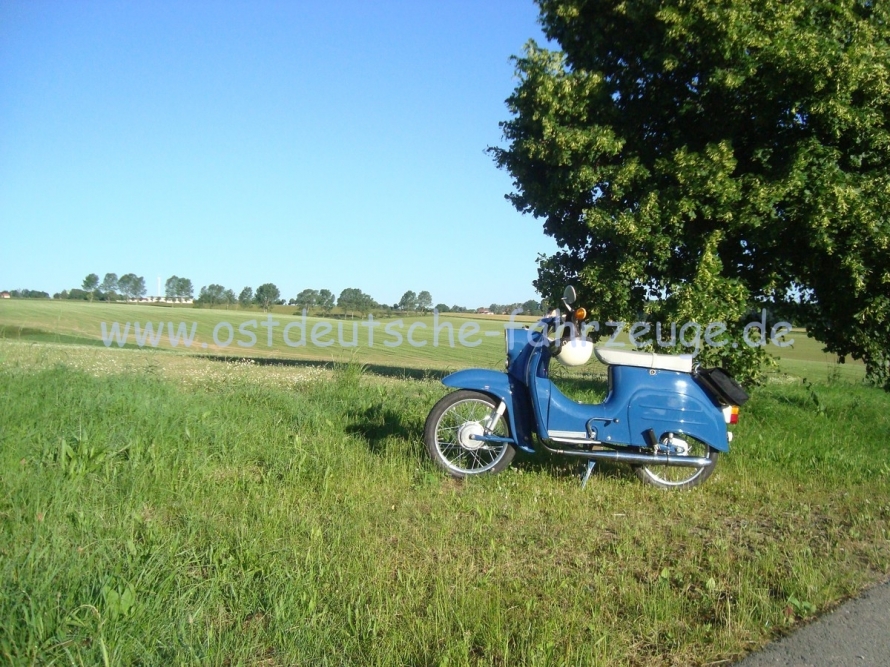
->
[398, 290, 418, 312]
[117, 274, 146, 301]
[318, 289, 335, 314]
[254, 283, 281, 312]
[294, 288, 320, 310]
[196, 284, 226, 307]
[491, 0, 890, 387]
[165, 276, 194, 300]
[238, 287, 253, 309]
[338, 288, 376, 317]
[81, 274, 99, 302]
[100, 273, 118, 296]
[417, 290, 433, 313]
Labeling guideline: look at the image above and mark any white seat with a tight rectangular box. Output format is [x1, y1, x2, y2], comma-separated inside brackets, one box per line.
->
[594, 347, 693, 373]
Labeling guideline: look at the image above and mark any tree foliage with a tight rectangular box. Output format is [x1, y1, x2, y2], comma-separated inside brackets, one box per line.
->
[82, 274, 99, 302]
[318, 289, 335, 314]
[238, 287, 253, 309]
[295, 289, 320, 310]
[254, 283, 281, 312]
[338, 288, 377, 317]
[196, 284, 227, 307]
[417, 291, 433, 312]
[491, 0, 890, 387]
[117, 274, 146, 301]
[100, 273, 118, 294]
[165, 276, 194, 300]
[398, 291, 418, 312]
[6, 289, 50, 299]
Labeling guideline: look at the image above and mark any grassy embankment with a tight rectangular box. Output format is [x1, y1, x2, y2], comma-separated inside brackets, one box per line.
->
[0, 300, 887, 665]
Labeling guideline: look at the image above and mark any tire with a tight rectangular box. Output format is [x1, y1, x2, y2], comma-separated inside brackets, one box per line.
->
[633, 433, 719, 490]
[423, 390, 516, 478]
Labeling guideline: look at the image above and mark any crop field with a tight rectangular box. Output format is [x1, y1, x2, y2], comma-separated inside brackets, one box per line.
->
[0, 300, 866, 382]
[1, 300, 888, 665]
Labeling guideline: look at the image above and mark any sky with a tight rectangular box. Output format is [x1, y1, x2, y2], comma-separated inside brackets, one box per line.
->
[0, 0, 559, 309]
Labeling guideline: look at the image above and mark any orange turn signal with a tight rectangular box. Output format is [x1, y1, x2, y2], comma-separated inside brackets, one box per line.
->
[730, 406, 739, 425]
[574, 307, 587, 322]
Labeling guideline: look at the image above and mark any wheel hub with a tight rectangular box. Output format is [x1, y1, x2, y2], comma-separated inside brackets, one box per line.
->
[658, 435, 690, 456]
[457, 422, 486, 450]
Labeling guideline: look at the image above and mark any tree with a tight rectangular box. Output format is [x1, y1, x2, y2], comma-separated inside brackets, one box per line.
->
[82, 274, 99, 302]
[196, 284, 226, 307]
[224, 289, 237, 309]
[398, 291, 418, 312]
[11, 289, 50, 299]
[178, 278, 194, 300]
[491, 0, 890, 387]
[522, 299, 543, 316]
[295, 288, 320, 310]
[165, 276, 194, 300]
[417, 291, 432, 313]
[318, 289, 335, 314]
[165, 275, 180, 299]
[117, 274, 146, 301]
[238, 287, 253, 309]
[100, 273, 118, 294]
[254, 283, 280, 312]
[435, 303, 451, 313]
[338, 288, 376, 317]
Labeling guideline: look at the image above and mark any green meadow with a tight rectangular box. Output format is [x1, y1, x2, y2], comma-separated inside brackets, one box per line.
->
[0, 299, 866, 381]
[0, 300, 887, 665]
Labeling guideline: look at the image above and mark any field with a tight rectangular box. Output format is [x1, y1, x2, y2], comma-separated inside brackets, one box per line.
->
[1, 300, 888, 665]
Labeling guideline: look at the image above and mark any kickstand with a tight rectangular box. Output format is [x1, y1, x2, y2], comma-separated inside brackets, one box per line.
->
[581, 460, 596, 489]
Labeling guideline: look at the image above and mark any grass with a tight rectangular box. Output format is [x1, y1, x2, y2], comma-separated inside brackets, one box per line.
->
[0, 299, 867, 385]
[0, 337, 888, 666]
[0, 300, 514, 373]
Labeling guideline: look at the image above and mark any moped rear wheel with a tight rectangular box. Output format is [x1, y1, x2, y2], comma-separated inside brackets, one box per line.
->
[633, 433, 719, 490]
[424, 390, 515, 478]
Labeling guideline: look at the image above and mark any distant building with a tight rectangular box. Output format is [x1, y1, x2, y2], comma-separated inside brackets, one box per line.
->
[476, 308, 492, 315]
[0, 291, 10, 299]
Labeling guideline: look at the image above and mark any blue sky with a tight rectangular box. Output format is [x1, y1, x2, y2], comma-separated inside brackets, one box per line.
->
[0, 0, 558, 308]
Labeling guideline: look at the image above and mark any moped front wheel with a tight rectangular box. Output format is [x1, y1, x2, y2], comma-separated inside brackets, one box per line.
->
[633, 433, 719, 490]
[423, 390, 515, 478]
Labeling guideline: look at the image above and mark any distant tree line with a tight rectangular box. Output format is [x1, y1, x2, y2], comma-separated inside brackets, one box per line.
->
[488, 300, 545, 316]
[53, 273, 150, 302]
[3, 289, 51, 299]
[14, 273, 543, 316]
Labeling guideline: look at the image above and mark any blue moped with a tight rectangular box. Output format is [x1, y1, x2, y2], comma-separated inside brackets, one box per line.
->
[423, 287, 747, 489]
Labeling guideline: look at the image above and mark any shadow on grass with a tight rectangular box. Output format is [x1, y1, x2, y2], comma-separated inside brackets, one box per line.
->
[511, 449, 638, 483]
[345, 403, 424, 456]
[0, 326, 118, 348]
[196, 353, 451, 382]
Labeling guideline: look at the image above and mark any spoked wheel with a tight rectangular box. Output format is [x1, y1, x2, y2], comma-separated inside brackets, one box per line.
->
[423, 390, 515, 478]
[633, 433, 719, 490]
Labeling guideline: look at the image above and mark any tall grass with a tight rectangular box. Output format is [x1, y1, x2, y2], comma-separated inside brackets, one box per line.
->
[0, 344, 888, 665]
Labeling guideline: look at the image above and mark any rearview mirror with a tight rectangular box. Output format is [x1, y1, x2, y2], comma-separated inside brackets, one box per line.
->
[562, 286, 577, 305]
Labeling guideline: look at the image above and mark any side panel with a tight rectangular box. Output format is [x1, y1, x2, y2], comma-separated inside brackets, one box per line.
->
[544, 380, 630, 445]
[442, 370, 535, 453]
[619, 367, 729, 451]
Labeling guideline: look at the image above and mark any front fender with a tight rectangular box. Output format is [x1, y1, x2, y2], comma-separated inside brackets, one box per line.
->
[442, 369, 534, 453]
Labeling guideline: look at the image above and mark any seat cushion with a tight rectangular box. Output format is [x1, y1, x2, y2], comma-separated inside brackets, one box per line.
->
[594, 347, 693, 373]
